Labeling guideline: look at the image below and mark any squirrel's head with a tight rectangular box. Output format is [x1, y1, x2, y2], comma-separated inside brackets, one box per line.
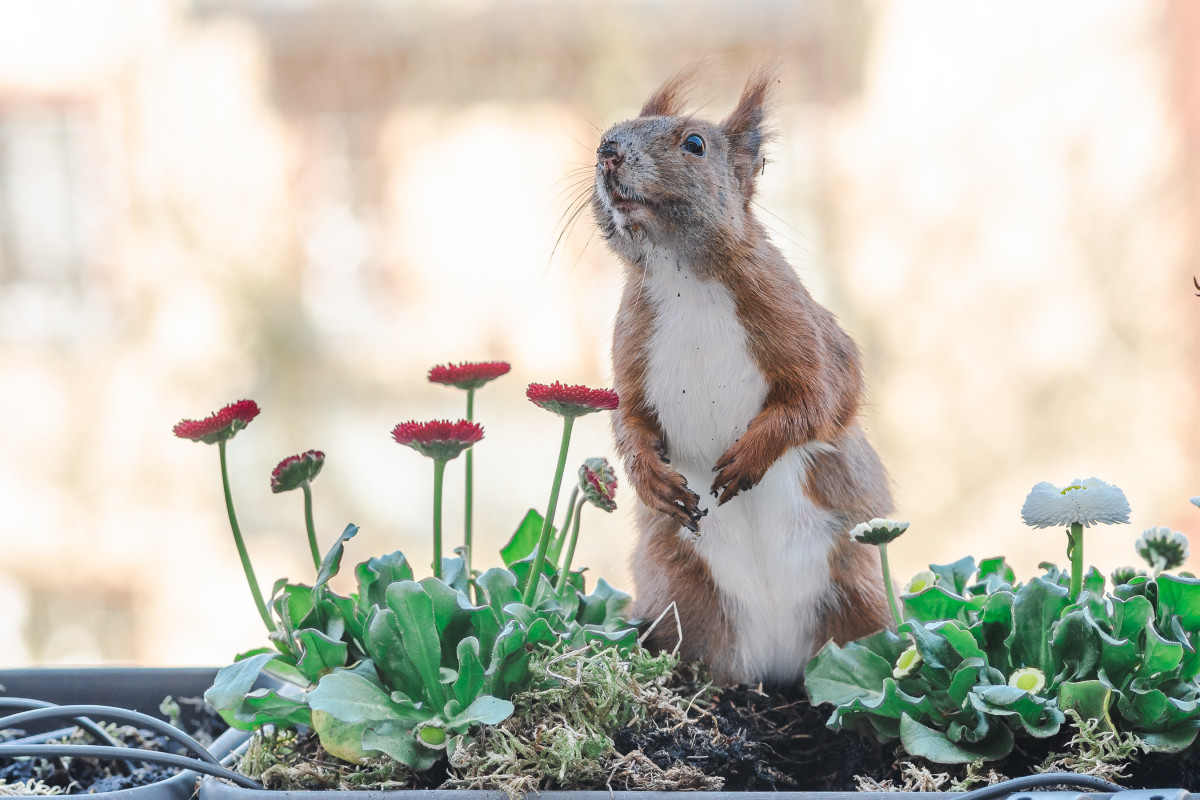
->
[592, 68, 775, 267]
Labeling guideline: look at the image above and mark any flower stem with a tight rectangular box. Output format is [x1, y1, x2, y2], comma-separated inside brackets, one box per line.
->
[523, 415, 575, 606]
[878, 542, 903, 630]
[464, 388, 475, 575]
[433, 458, 447, 580]
[556, 496, 586, 595]
[302, 482, 320, 571]
[218, 441, 275, 633]
[1068, 522, 1084, 599]
[551, 486, 580, 566]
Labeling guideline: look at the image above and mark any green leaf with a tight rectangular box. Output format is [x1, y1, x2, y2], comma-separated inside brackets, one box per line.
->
[939, 621, 986, 662]
[1058, 680, 1115, 731]
[476, 568, 522, 624]
[364, 607, 431, 702]
[976, 557, 1015, 587]
[205, 652, 278, 715]
[452, 637, 485, 710]
[441, 556, 470, 595]
[945, 658, 988, 705]
[1139, 625, 1185, 678]
[974, 591, 1016, 672]
[384, 581, 448, 710]
[445, 694, 514, 730]
[310, 710, 372, 764]
[805, 630, 906, 707]
[1141, 723, 1200, 752]
[1006, 577, 1071, 678]
[316, 524, 359, 593]
[830, 678, 939, 741]
[577, 579, 632, 628]
[1082, 567, 1105, 598]
[420, 577, 477, 667]
[1117, 680, 1171, 728]
[903, 587, 973, 624]
[1112, 594, 1154, 642]
[577, 627, 638, 653]
[261, 656, 308, 687]
[500, 509, 547, 567]
[307, 670, 405, 723]
[1051, 607, 1105, 682]
[236, 690, 312, 729]
[930, 557, 977, 596]
[295, 628, 350, 682]
[973, 684, 1025, 706]
[899, 713, 1014, 764]
[969, 686, 1064, 739]
[355, 551, 414, 609]
[509, 559, 559, 605]
[327, 593, 363, 649]
[1156, 574, 1200, 630]
[485, 620, 534, 698]
[274, 583, 317, 633]
[361, 722, 442, 771]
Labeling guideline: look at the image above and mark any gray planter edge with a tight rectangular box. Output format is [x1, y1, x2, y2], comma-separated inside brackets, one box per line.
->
[0, 667, 250, 800]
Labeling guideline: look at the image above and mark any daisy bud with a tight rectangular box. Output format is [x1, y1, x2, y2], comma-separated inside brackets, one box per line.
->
[1008, 667, 1046, 695]
[578, 457, 618, 512]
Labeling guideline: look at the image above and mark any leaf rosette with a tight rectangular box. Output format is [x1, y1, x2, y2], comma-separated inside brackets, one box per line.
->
[806, 550, 1200, 763]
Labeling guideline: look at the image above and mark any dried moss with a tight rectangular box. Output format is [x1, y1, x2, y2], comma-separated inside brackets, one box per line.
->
[445, 642, 717, 795]
[236, 643, 707, 796]
[1036, 710, 1147, 782]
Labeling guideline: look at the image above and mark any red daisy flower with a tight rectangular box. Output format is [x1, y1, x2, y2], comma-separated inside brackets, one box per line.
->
[392, 419, 484, 461]
[428, 361, 511, 391]
[173, 399, 261, 445]
[579, 457, 618, 512]
[270, 450, 325, 493]
[526, 382, 619, 418]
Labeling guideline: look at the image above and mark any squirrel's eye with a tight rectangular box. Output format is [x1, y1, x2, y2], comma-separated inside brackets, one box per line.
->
[682, 134, 705, 157]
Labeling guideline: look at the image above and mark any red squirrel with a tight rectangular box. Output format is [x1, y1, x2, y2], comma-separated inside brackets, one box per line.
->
[592, 69, 894, 684]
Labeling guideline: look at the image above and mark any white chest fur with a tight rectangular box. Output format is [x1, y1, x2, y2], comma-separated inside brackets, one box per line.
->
[640, 253, 841, 683]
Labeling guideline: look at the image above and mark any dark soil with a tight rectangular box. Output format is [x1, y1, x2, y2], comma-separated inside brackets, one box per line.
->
[0, 696, 226, 794]
[615, 674, 1200, 792]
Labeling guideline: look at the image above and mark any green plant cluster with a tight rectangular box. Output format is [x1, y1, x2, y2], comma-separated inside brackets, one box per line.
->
[806, 555, 1200, 764]
[206, 512, 636, 771]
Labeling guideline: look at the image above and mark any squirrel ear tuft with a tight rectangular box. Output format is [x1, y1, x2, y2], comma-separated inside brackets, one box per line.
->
[722, 67, 778, 194]
[639, 68, 698, 118]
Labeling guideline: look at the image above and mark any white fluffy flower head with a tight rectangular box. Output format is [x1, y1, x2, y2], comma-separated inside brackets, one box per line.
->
[1020, 478, 1131, 529]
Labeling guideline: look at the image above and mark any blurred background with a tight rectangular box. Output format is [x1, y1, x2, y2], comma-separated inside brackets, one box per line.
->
[1, 0, 1198, 666]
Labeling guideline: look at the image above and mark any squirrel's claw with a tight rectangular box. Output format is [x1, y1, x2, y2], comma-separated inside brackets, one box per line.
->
[632, 456, 703, 532]
[710, 452, 759, 506]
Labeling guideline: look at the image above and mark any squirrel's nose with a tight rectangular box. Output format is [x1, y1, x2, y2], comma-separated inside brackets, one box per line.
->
[597, 141, 625, 173]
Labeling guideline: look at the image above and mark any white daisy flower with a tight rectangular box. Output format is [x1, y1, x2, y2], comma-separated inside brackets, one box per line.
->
[1135, 526, 1190, 574]
[849, 517, 910, 545]
[1020, 478, 1131, 529]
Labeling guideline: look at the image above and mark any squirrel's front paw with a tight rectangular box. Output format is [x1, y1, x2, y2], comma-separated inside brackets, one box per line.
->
[711, 440, 769, 505]
[633, 460, 704, 533]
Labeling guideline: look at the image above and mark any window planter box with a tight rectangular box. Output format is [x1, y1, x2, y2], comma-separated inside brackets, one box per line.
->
[198, 779, 1194, 800]
[0, 667, 251, 800]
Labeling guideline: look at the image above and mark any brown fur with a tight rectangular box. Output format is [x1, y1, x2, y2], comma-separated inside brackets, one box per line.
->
[632, 505, 734, 657]
[816, 534, 896, 646]
[595, 68, 894, 684]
